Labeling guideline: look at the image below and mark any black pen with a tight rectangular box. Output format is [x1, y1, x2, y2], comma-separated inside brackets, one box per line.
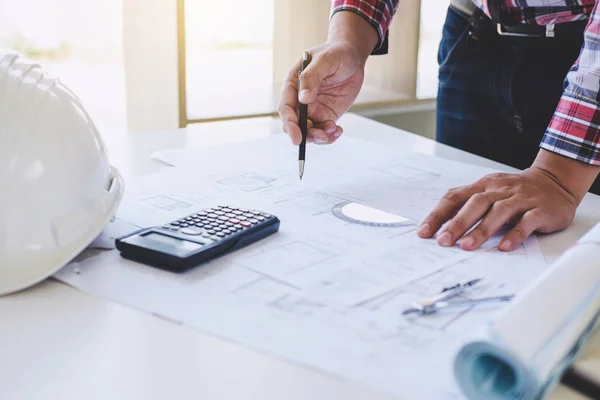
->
[299, 51, 310, 180]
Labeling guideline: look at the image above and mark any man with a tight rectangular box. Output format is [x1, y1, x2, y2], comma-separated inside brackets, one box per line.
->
[278, 0, 600, 252]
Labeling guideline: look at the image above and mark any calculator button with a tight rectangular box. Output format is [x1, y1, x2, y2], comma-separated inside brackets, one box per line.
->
[169, 227, 180, 231]
[196, 212, 207, 217]
[256, 216, 265, 221]
[213, 227, 222, 232]
[171, 222, 180, 226]
[217, 216, 229, 221]
[181, 227, 203, 236]
[216, 232, 226, 237]
[214, 211, 225, 216]
[249, 210, 261, 215]
[261, 213, 271, 218]
[232, 210, 243, 215]
[222, 229, 232, 235]
[207, 230, 216, 235]
[238, 216, 248, 221]
[224, 222, 234, 227]
[240, 221, 252, 227]
[185, 216, 194, 220]
[220, 208, 232, 213]
[194, 223, 205, 228]
[243, 213, 254, 218]
[202, 232, 211, 238]
[225, 213, 236, 218]
[228, 218, 240, 224]
[180, 223, 189, 228]
[249, 218, 259, 224]
[207, 213, 218, 218]
[239, 208, 249, 212]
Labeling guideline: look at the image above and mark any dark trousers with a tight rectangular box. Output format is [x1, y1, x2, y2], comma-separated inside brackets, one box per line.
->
[436, 6, 600, 194]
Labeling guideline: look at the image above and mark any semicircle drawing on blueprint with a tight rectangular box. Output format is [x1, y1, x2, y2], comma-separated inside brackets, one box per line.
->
[332, 202, 413, 228]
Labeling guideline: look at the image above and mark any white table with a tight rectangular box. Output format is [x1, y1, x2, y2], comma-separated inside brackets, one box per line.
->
[2, 113, 600, 400]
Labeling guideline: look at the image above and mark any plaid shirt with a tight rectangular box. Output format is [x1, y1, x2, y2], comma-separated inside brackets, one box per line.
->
[331, 0, 600, 166]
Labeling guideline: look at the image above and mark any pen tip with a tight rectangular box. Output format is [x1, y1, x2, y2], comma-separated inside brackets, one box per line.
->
[299, 160, 305, 179]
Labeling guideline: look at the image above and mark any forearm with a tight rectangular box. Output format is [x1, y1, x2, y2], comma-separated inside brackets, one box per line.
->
[531, 149, 600, 203]
[327, 11, 380, 62]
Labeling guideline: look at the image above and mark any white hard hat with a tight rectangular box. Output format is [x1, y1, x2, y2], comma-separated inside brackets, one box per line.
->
[0, 50, 124, 295]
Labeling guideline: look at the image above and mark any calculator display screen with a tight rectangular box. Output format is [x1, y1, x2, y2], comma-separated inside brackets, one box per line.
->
[144, 232, 203, 252]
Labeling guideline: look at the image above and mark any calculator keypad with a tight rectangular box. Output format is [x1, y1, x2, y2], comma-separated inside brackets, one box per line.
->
[163, 205, 272, 240]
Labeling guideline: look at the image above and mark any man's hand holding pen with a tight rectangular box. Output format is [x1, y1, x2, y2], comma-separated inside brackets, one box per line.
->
[278, 40, 367, 147]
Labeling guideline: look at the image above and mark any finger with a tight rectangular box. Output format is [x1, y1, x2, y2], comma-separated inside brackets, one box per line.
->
[435, 191, 509, 247]
[329, 125, 344, 142]
[307, 127, 330, 144]
[307, 125, 344, 145]
[457, 199, 531, 251]
[498, 209, 542, 252]
[299, 54, 331, 104]
[280, 102, 303, 145]
[321, 126, 343, 145]
[417, 185, 477, 239]
[278, 58, 304, 145]
[320, 120, 338, 136]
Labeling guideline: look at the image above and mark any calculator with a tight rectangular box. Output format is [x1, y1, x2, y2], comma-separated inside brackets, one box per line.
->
[115, 205, 280, 272]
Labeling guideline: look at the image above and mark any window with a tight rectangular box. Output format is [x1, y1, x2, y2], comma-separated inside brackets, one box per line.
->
[0, 0, 126, 139]
[180, 0, 425, 125]
[123, 0, 444, 131]
[184, 0, 275, 121]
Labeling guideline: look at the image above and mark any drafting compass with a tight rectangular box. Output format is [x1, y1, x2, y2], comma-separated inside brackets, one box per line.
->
[402, 279, 515, 316]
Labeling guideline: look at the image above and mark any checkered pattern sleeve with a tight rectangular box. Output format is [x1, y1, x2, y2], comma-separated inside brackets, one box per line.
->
[541, 3, 600, 165]
[330, 0, 400, 54]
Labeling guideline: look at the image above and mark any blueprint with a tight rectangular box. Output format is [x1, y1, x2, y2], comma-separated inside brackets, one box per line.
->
[455, 223, 600, 400]
[55, 135, 548, 400]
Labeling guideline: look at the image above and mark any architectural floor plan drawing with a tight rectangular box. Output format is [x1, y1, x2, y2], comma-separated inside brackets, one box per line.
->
[55, 135, 549, 400]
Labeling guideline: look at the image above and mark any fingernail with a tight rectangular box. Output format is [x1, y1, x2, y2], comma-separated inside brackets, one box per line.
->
[314, 136, 328, 144]
[299, 89, 310, 103]
[500, 240, 512, 251]
[333, 130, 342, 138]
[459, 236, 474, 249]
[417, 223, 430, 236]
[438, 231, 452, 246]
[326, 126, 336, 134]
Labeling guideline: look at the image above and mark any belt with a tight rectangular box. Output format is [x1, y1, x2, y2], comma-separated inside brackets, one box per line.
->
[449, 0, 587, 39]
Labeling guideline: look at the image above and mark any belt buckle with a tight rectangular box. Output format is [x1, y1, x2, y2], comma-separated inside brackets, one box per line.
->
[496, 23, 555, 38]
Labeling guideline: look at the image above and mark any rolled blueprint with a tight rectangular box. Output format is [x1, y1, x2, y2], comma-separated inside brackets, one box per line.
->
[454, 223, 600, 400]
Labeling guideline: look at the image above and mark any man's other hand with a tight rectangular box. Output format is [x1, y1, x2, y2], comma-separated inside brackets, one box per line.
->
[417, 168, 578, 251]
